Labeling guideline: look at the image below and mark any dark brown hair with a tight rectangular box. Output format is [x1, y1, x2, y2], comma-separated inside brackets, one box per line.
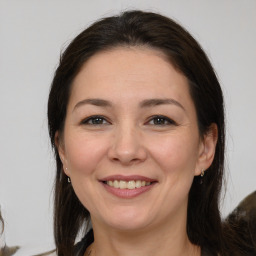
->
[48, 10, 226, 255]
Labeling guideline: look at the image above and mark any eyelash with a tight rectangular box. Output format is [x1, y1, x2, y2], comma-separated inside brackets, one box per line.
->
[80, 115, 177, 126]
[146, 115, 177, 126]
[81, 115, 110, 125]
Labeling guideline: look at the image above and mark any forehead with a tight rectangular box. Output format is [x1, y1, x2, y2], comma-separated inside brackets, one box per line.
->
[69, 47, 192, 108]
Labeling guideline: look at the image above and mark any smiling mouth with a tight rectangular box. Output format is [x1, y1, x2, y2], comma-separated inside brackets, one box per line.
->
[100, 175, 157, 198]
[104, 180, 153, 189]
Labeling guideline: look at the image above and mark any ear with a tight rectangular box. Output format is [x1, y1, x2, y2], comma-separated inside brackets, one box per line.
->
[194, 123, 218, 176]
[55, 131, 70, 176]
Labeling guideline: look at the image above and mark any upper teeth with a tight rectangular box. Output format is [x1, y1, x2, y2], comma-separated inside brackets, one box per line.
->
[107, 180, 151, 189]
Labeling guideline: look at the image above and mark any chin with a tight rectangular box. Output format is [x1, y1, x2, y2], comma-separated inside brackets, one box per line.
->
[101, 207, 154, 232]
[109, 220, 151, 232]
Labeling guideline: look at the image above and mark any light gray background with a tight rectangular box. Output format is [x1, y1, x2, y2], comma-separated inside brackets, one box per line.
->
[0, 0, 255, 249]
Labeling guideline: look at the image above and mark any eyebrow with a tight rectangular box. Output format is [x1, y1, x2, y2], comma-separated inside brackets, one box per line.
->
[140, 98, 185, 110]
[73, 98, 112, 111]
[73, 98, 185, 111]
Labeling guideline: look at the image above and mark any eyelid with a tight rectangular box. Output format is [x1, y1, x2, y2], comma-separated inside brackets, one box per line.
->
[80, 114, 177, 126]
[80, 115, 111, 125]
[146, 115, 177, 126]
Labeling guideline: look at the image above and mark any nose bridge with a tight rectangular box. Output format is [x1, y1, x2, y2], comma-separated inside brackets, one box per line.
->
[109, 119, 146, 164]
[117, 120, 137, 150]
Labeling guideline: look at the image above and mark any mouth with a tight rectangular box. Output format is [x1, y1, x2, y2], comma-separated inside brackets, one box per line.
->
[103, 180, 154, 189]
[100, 175, 157, 198]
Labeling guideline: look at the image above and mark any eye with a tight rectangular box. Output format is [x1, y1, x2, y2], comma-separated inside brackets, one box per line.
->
[81, 115, 110, 125]
[147, 115, 177, 126]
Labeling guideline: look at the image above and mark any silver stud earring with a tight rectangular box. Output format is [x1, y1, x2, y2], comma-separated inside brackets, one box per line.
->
[200, 169, 205, 184]
[65, 167, 71, 183]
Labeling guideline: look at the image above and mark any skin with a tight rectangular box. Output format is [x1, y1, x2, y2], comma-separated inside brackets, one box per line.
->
[57, 47, 217, 256]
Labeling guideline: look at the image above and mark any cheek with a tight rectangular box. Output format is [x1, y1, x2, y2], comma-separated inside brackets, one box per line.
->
[148, 133, 199, 174]
[64, 133, 108, 175]
[147, 133, 199, 214]
[64, 133, 110, 210]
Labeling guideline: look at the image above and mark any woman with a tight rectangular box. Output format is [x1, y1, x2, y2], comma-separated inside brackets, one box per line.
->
[47, 10, 247, 256]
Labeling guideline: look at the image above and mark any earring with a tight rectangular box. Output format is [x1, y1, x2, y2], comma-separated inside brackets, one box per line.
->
[200, 169, 205, 184]
[65, 167, 71, 183]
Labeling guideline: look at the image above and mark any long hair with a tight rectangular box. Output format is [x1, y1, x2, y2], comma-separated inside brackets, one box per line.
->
[48, 10, 226, 255]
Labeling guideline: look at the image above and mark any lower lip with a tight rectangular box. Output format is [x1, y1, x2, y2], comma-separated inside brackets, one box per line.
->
[102, 182, 156, 198]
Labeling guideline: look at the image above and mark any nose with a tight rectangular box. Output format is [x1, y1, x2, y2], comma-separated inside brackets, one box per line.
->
[107, 123, 147, 165]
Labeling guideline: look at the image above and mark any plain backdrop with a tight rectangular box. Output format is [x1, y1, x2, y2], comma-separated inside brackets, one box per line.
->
[0, 0, 255, 249]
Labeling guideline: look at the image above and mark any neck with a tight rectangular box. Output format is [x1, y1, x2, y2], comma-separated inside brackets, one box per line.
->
[91, 213, 200, 256]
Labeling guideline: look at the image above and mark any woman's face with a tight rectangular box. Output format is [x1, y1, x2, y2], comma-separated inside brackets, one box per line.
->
[58, 47, 216, 232]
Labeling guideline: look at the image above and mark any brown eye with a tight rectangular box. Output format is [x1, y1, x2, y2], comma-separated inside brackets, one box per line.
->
[81, 116, 109, 125]
[148, 115, 176, 126]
